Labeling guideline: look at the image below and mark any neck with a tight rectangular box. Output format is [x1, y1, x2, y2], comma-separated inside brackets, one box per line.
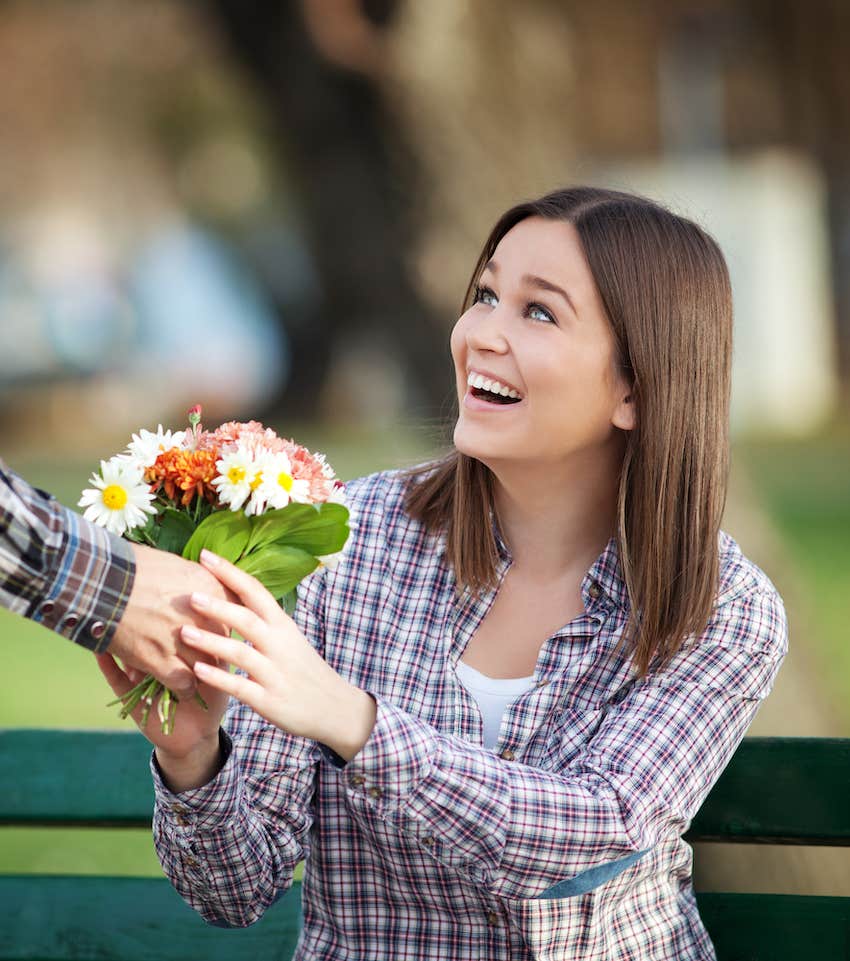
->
[487, 448, 623, 578]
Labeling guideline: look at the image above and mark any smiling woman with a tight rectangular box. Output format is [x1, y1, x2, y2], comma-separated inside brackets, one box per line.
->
[128, 186, 787, 961]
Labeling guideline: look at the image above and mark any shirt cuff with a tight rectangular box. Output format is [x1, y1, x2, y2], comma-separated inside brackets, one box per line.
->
[151, 729, 245, 832]
[33, 506, 135, 652]
[331, 695, 436, 810]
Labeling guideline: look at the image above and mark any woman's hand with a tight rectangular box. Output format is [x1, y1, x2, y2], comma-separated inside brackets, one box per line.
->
[179, 550, 377, 762]
[97, 652, 230, 792]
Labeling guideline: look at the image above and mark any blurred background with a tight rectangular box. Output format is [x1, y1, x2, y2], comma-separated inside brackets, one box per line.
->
[1, 0, 848, 897]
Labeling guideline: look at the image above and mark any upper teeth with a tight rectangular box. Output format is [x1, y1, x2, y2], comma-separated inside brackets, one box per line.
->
[467, 372, 521, 399]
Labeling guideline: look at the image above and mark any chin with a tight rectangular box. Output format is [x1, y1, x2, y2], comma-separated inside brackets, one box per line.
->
[453, 421, 509, 466]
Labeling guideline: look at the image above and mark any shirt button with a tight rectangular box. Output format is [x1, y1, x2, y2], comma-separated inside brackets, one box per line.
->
[368, 786, 383, 799]
[90, 621, 106, 640]
[588, 582, 601, 600]
[39, 600, 55, 616]
[171, 804, 188, 815]
[499, 748, 516, 761]
[487, 910, 500, 926]
[349, 774, 366, 787]
[62, 613, 79, 630]
[420, 834, 435, 847]
[535, 678, 550, 688]
[184, 855, 199, 868]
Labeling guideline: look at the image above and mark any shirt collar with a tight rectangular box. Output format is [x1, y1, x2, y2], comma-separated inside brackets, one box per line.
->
[582, 536, 630, 612]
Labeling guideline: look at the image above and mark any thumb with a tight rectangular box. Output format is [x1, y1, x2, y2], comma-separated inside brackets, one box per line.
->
[96, 653, 135, 699]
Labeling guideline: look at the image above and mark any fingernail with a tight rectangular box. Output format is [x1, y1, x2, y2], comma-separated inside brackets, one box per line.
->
[194, 661, 212, 676]
[182, 625, 201, 641]
[191, 592, 211, 609]
[200, 550, 220, 567]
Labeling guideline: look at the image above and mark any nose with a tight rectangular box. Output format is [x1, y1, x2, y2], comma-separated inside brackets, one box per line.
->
[466, 304, 510, 354]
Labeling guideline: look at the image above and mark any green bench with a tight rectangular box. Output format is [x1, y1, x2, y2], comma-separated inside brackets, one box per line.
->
[1, 730, 847, 960]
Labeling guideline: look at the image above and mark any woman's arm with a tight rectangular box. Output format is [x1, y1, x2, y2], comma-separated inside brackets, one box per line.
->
[150, 703, 320, 927]
[333, 587, 787, 900]
[157, 565, 330, 926]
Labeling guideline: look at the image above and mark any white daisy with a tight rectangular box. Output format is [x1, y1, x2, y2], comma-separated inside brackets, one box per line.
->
[251, 451, 311, 514]
[120, 426, 187, 472]
[78, 458, 156, 536]
[313, 450, 337, 480]
[326, 482, 347, 505]
[212, 445, 259, 512]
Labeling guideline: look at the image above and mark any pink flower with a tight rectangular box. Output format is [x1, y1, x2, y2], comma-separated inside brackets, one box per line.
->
[205, 420, 339, 503]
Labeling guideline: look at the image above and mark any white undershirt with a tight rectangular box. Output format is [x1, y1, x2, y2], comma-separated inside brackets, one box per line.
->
[455, 659, 537, 750]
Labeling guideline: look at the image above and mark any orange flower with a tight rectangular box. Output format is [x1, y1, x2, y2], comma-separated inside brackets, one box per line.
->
[145, 447, 220, 507]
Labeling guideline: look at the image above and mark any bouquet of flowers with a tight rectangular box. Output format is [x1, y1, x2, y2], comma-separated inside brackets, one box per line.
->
[79, 405, 350, 733]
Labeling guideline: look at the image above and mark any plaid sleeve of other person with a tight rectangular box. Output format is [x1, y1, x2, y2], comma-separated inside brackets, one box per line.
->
[0, 458, 135, 651]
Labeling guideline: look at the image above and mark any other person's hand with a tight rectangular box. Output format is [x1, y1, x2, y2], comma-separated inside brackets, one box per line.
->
[108, 543, 233, 698]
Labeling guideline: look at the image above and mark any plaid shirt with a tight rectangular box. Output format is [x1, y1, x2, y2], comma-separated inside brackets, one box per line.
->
[152, 468, 787, 960]
[0, 459, 134, 651]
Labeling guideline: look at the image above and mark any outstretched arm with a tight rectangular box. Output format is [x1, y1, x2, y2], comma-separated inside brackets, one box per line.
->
[1, 459, 230, 698]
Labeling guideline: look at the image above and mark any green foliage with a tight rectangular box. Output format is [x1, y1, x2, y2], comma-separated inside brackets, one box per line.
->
[153, 508, 195, 555]
[182, 510, 251, 563]
[180, 502, 349, 602]
[245, 502, 350, 556]
[237, 545, 319, 599]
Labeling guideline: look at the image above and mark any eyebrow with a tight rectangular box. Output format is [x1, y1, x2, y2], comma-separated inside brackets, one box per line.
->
[483, 259, 577, 314]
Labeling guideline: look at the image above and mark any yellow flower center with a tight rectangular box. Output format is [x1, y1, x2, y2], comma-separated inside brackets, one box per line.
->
[250, 471, 264, 492]
[278, 471, 293, 492]
[102, 484, 128, 510]
[228, 466, 246, 484]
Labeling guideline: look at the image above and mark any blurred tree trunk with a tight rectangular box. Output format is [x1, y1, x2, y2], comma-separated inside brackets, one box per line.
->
[206, 0, 451, 421]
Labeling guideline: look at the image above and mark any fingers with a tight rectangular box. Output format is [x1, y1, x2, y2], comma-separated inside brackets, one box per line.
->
[198, 550, 282, 622]
[187, 591, 272, 654]
[192, 660, 264, 711]
[180, 625, 268, 680]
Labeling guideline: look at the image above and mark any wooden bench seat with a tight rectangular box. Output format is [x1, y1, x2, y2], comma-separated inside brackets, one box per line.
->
[1, 730, 847, 960]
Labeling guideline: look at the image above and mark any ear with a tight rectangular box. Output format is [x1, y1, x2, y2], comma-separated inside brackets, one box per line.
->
[612, 389, 636, 432]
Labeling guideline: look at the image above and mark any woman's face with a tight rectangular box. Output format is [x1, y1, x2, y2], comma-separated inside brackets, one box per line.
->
[451, 216, 635, 470]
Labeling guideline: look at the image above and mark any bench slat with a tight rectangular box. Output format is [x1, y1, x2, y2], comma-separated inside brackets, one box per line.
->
[0, 878, 848, 961]
[0, 876, 302, 961]
[0, 730, 153, 826]
[3, 731, 849, 845]
[696, 892, 850, 960]
[688, 738, 850, 845]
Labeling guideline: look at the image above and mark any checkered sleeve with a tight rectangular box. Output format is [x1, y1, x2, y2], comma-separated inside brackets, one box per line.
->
[150, 567, 327, 926]
[337, 586, 788, 900]
[0, 460, 135, 651]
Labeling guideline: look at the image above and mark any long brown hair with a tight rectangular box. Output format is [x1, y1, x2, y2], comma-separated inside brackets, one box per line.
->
[405, 186, 733, 677]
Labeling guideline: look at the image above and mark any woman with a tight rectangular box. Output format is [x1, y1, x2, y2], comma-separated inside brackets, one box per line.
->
[101, 186, 787, 960]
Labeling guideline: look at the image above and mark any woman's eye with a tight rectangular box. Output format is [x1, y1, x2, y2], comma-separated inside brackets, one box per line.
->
[474, 285, 498, 306]
[528, 303, 556, 324]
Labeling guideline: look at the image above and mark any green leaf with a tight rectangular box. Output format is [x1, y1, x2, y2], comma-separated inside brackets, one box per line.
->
[182, 510, 252, 563]
[246, 502, 350, 556]
[153, 508, 196, 556]
[236, 545, 318, 599]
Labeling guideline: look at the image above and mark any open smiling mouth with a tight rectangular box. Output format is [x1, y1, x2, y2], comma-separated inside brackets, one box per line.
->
[471, 386, 522, 405]
[467, 373, 523, 405]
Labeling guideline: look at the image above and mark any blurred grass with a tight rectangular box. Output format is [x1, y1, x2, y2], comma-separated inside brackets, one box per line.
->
[733, 424, 850, 729]
[1, 420, 439, 876]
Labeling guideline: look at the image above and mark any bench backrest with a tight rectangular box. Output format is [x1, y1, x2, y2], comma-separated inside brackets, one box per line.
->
[1, 731, 848, 961]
